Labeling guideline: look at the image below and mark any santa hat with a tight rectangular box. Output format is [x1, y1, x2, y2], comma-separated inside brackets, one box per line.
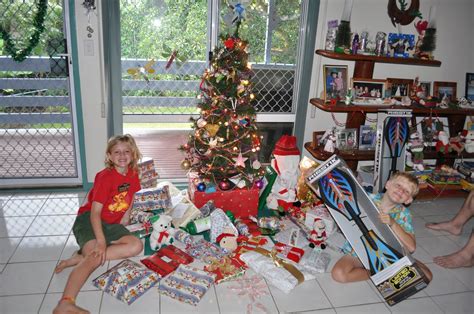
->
[273, 135, 300, 156]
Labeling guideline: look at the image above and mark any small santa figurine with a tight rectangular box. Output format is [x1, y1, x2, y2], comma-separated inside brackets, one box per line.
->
[266, 135, 300, 213]
[309, 218, 327, 249]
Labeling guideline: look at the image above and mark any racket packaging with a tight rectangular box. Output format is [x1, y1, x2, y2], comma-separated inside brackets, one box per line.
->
[306, 155, 429, 306]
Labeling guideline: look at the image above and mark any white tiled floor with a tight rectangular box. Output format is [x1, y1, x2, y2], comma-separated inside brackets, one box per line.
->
[0, 191, 473, 313]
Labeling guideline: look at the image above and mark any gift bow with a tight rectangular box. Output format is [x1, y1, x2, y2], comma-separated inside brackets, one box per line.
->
[253, 247, 304, 284]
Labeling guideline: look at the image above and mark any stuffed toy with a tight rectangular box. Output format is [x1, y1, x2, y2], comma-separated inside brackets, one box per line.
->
[149, 214, 174, 251]
[435, 131, 450, 154]
[407, 131, 425, 171]
[449, 135, 464, 155]
[465, 131, 474, 153]
[266, 135, 300, 213]
[216, 226, 241, 251]
[309, 218, 327, 249]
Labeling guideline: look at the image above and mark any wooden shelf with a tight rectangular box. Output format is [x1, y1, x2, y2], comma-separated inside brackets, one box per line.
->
[310, 98, 474, 115]
[316, 49, 441, 67]
[305, 141, 474, 162]
[316, 49, 441, 80]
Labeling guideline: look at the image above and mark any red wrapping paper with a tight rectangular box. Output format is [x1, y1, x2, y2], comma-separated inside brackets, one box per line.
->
[191, 186, 259, 218]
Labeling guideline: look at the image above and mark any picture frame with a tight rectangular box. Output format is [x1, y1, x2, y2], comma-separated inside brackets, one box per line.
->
[358, 125, 377, 150]
[386, 78, 413, 98]
[466, 73, 474, 100]
[387, 33, 415, 58]
[323, 65, 349, 102]
[419, 81, 431, 99]
[416, 117, 450, 146]
[433, 81, 457, 101]
[336, 128, 358, 151]
[352, 78, 386, 99]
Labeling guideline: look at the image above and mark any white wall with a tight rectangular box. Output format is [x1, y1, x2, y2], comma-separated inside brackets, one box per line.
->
[74, 1, 108, 183]
[303, 0, 474, 157]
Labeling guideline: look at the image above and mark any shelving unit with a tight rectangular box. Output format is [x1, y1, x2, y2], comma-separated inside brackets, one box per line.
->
[306, 50, 474, 170]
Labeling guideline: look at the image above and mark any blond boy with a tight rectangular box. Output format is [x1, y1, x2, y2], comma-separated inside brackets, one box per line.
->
[331, 172, 432, 283]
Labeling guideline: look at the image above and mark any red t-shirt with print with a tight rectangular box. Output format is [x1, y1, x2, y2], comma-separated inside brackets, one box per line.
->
[78, 167, 141, 224]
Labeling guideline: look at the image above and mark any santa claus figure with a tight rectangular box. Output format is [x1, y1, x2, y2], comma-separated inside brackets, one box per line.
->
[309, 218, 327, 249]
[266, 135, 300, 213]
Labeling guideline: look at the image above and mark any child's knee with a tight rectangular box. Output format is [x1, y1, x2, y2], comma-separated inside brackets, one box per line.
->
[128, 238, 143, 256]
[331, 265, 349, 283]
[83, 253, 102, 269]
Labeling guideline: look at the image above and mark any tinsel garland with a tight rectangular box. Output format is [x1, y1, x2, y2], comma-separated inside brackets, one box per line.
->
[0, 0, 48, 62]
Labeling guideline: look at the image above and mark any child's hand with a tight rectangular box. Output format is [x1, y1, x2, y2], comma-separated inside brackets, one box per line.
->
[379, 213, 394, 227]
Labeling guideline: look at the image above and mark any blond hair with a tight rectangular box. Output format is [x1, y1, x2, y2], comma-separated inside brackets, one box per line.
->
[390, 171, 420, 197]
[105, 134, 142, 172]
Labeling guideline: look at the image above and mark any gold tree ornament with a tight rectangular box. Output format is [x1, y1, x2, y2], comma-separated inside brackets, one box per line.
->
[181, 159, 191, 170]
[205, 124, 220, 137]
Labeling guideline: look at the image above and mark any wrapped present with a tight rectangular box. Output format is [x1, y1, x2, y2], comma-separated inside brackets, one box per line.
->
[125, 221, 153, 238]
[274, 218, 310, 248]
[185, 238, 229, 264]
[240, 247, 304, 294]
[161, 181, 201, 228]
[130, 209, 155, 224]
[274, 242, 305, 263]
[138, 157, 159, 188]
[92, 259, 159, 305]
[210, 208, 238, 243]
[298, 249, 331, 275]
[172, 229, 194, 245]
[257, 165, 278, 213]
[190, 184, 259, 218]
[159, 264, 216, 306]
[141, 245, 194, 277]
[132, 185, 172, 213]
[204, 255, 247, 284]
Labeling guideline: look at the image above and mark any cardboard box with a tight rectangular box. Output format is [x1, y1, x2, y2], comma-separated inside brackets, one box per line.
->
[306, 155, 429, 306]
[190, 186, 259, 218]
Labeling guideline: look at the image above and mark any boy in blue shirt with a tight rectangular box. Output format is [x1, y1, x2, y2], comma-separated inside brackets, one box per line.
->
[331, 172, 432, 283]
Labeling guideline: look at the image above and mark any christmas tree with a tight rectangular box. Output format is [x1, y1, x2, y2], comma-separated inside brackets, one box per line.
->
[179, 23, 264, 191]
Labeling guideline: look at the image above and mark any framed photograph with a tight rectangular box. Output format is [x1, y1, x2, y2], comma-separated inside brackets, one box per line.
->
[416, 117, 450, 146]
[419, 81, 431, 98]
[387, 33, 415, 57]
[323, 65, 349, 102]
[352, 78, 386, 99]
[466, 73, 474, 100]
[433, 81, 457, 101]
[386, 78, 413, 98]
[336, 128, 358, 151]
[359, 125, 377, 150]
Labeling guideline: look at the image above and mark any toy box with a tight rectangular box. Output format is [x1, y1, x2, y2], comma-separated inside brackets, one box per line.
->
[373, 109, 412, 193]
[306, 155, 429, 306]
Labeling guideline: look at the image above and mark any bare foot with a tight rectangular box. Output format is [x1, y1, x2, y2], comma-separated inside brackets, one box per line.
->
[433, 250, 474, 268]
[53, 300, 90, 314]
[425, 221, 462, 235]
[55, 251, 83, 274]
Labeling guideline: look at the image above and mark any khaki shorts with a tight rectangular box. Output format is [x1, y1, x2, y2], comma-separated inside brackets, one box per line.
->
[72, 211, 131, 253]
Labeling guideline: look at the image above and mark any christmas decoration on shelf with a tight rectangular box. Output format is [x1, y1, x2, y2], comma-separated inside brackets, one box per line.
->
[0, 0, 48, 62]
[179, 17, 264, 192]
[335, 0, 353, 53]
[387, 0, 421, 27]
[419, 6, 437, 59]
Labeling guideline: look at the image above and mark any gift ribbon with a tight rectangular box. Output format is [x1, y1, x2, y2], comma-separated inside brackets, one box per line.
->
[143, 221, 152, 234]
[158, 231, 170, 243]
[253, 247, 304, 284]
